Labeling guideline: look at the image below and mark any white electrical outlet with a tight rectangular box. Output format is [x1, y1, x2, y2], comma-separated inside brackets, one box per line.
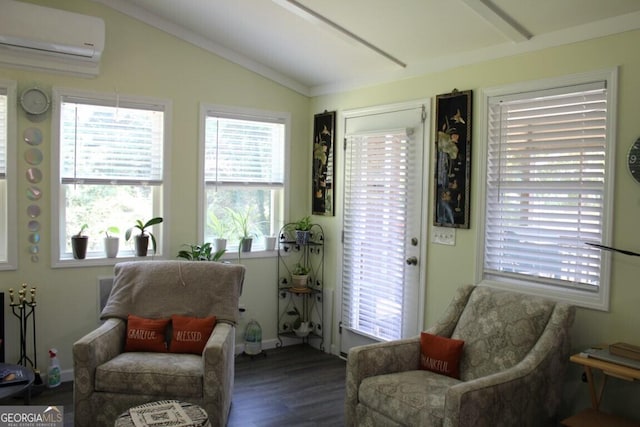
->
[432, 227, 456, 245]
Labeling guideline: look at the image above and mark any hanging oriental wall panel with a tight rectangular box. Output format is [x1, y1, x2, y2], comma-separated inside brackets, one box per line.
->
[312, 110, 336, 216]
[434, 89, 472, 228]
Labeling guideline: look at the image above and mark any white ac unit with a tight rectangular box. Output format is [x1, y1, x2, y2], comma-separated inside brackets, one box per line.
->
[0, 0, 105, 77]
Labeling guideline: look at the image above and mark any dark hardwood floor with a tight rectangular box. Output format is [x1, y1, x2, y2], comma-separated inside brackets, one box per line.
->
[4, 344, 346, 427]
[229, 344, 346, 427]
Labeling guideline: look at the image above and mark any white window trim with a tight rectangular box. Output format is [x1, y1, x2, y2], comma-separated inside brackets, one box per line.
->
[0, 79, 17, 271]
[475, 67, 618, 311]
[50, 87, 172, 268]
[198, 103, 291, 258]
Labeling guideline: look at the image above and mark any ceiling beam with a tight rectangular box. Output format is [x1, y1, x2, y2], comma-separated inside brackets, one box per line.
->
[462, 0, 532, 42]
[272, 0, 406, 68]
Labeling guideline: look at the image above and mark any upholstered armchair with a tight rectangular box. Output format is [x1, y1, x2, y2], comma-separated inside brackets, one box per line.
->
[73, 261, 245, 427]
[345, 285, 576, 427]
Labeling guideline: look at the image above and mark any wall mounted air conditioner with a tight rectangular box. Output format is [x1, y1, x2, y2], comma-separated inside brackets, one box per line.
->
[0, 0, 105, 77]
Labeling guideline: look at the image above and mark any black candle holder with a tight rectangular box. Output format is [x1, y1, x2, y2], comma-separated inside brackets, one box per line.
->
[9, 284, 42, 386]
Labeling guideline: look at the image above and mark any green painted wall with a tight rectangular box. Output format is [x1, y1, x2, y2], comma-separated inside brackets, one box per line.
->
[312, 30, 640, 419]
[0, 0, 311, 379]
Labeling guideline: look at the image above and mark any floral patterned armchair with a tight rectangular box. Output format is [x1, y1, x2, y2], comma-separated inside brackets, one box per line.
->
[73, 261, 244, 427]
[345, 285, 575, 427]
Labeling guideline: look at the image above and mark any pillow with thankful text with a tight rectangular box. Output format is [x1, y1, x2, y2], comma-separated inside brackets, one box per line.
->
[125, 314, 170, 352]
[420, 332, 464, 379]
[169, 314, 217, 355]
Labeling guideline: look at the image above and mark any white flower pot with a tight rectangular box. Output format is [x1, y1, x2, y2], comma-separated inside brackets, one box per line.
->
[264, 236, 277, 251]
[214, 238, 227, 252]
[104, 237, 119, 258]
[294, 321, 311, 337]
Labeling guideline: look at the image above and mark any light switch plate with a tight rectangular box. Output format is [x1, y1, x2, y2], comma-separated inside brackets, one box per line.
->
[432, 227, 456, 245]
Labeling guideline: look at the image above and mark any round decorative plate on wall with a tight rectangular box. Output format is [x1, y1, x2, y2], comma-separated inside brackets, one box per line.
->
[20, 87, 50, 116]
[629, 136, 640, 184]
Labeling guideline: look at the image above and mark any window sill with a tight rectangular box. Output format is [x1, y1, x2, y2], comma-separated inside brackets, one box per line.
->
[219, 249, 278, 261]
[52, 249, 278, 268]
[52, 254, 166, 269]
[479, 278, 609, 312]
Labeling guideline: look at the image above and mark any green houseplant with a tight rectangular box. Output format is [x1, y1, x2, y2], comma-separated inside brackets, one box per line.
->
[71, 224, 89, 260]
[294, 215, 312, 231]
[292, 215, 312, 245]
[125, 217, 163, 256]
[102, 226, 120, 258]
[207, 211, 229, 252]
[226, 207, 257, 252]
[177, 242, 226, 261]
[291, 263, 310, 288]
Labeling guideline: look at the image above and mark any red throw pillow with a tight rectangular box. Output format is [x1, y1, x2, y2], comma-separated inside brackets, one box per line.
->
[169, 315, 217, 355]
[125, 315, 170, 352]
[420, 332, 465, 379]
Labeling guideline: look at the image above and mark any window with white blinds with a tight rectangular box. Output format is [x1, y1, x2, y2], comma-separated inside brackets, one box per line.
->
[201, 106, 287, 250]
[60, 101, 164, 184]
[0, 84, 12, 267]
[0, 89, 6, 180]
[342, 130, 410, 341]
[481, 73, 616, 309]
[53, 89, 168, 263]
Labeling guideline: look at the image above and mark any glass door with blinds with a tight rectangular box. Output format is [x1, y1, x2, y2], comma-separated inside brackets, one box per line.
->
[339, 101, 429, 355]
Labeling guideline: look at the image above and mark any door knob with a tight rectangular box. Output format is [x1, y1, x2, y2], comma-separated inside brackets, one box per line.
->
[406, 256, 418, 266]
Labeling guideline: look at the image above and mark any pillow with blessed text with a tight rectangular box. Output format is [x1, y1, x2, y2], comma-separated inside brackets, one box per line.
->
[125, 314, 170, 352]
[169, 314, 217, 355]
[420, 332, 465, 379]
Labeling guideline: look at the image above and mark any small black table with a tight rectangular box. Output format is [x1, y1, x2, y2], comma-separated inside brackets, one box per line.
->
[0, 363, 35, 404]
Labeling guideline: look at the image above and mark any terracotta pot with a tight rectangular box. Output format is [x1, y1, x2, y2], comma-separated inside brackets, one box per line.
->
[291, 274, 309, 288]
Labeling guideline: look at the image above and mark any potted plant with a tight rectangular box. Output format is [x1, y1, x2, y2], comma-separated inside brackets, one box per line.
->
[226, 207, 256, 252]
[102, 226, 120, 258]
[207, 211, 228, 252]
[264, 235, 277, 251]
[286, 307, 310, 337]
[291, 263, 310, 288]
[125, 217, 163, 256]
[177, 242, 225, 261]
[292, 215, 312, 245]
[71, 224, 89, 259]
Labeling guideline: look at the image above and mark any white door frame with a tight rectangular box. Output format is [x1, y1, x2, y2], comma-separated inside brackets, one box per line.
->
[332, 99, 430, 357]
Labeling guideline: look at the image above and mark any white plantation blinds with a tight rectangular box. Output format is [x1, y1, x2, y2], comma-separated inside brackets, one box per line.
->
[342, 130, 411, 341]
[484, 82, 608, 290]
[0, 89, 6, 179]
[204, 115, 284, 188]
[60, 99, 164, 184]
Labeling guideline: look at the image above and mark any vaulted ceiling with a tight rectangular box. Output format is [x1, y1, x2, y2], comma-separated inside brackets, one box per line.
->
[92, 0, 640, 96]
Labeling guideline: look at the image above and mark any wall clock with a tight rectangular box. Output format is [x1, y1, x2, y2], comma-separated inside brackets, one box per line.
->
[20, 87, 50, 116]
[629, 136, 640, 184]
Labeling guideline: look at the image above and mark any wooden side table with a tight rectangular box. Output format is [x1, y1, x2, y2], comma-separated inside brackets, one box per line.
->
[561, 351, 640, 427]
